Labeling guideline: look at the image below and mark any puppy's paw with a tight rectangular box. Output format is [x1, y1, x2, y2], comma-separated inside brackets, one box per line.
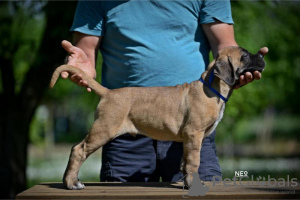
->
[63, 176, 85, 190]
[184, 174, 193, 189]
[71, 180, 85, 190]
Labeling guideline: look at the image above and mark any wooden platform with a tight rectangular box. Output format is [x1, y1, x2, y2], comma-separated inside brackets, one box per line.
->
[17, 181, 300, 199]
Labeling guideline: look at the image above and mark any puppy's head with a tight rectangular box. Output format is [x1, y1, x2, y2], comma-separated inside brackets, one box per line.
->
[213, 46, 266, 86]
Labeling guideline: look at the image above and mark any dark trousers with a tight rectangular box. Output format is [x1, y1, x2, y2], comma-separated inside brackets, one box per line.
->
[100, 131, 221, 182]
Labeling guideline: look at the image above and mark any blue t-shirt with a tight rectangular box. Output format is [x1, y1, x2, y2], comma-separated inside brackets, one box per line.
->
[71, 0, 233, 89]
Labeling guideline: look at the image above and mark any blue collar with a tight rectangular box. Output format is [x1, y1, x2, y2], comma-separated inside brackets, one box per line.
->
[199, 69, 229, 103]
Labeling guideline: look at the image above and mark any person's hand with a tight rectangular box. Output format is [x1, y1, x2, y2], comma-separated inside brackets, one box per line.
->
[61, 40, 96, 92]
[234, 47, 269, 89]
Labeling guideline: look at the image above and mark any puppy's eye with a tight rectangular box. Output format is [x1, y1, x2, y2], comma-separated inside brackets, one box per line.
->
[241, 53, 249, 61]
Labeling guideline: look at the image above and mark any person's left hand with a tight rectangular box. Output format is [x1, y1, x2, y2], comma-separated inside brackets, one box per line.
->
[234, 47, 269, 89]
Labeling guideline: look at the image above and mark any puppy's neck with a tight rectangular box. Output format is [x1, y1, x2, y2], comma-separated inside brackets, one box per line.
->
[201, 68, 233, 103]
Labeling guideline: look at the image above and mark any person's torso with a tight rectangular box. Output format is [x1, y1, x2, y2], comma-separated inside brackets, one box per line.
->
[99, 0, 210, 89]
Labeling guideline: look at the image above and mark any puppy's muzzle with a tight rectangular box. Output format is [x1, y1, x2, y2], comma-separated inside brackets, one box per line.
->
[238, 52, 265, 75]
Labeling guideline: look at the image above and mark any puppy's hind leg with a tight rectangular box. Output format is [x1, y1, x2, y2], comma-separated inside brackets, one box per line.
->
[63, 119, 117, 190]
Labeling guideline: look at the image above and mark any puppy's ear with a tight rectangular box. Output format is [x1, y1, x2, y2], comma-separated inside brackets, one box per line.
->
[207, 59, 216, 70]
[214, 56, 237, 86]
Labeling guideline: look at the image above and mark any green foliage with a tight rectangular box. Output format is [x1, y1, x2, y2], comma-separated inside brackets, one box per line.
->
[30, 115, 45, 146]
[234, 1, 299, 114]
[216, 1, 300, 143]
[0, 1, 45, 93]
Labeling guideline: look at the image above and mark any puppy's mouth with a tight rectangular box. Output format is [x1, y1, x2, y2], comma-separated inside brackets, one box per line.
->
[238, 66, 265, 75]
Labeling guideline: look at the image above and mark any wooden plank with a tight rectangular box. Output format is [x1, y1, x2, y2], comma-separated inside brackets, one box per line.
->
[16, 182, 300, 199]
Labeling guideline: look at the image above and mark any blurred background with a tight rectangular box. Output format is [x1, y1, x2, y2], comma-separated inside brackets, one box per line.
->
[0, 1, 299, 198]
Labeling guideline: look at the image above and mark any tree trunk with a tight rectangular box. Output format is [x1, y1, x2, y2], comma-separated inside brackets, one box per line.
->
[0, 1, 77, 198]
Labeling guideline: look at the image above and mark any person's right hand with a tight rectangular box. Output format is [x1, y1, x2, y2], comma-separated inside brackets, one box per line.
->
[61, 40, 96, 92]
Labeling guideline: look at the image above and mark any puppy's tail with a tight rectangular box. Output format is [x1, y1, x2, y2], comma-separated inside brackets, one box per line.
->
[49, 65, 108, 97]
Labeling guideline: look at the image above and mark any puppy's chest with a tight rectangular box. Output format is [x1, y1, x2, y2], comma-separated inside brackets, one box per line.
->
[204, 104, 225, 137]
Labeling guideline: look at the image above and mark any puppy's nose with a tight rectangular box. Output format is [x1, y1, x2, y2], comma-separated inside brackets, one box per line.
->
[258, 60, 264, 66]
[258, 53, 264, 59]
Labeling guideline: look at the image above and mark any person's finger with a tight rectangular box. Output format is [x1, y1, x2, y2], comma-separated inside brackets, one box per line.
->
[70, 74, 83, 84]
[70, 74, 77, 82]
[244, 72, 253, 83]
[61, 40, 76, 54]
[234, 75, 246, 89]
[78, 80, 92, 92]
[71, 75, 90, 88]
[239, 75, 246, 86]
[81, 80, 88, 87]
[78, 80, 88, 86]
[257, 47, 269, 56]
[234, 85, 240, 89]
[253, 71, 261, 80]
[61, 71, 69, 79]
[78, 80, 85, 86]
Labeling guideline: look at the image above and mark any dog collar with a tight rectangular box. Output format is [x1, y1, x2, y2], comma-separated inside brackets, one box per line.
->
[199, 70, 229, 103]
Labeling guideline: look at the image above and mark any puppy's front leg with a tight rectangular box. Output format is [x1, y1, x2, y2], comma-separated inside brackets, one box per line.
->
[182, 132, 204, 188]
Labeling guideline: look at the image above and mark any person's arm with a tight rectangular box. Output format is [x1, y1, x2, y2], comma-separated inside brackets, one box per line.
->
[202, 22, 266, 89]
[202, 22, 237, 57]
[61, 32, 102, 92]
